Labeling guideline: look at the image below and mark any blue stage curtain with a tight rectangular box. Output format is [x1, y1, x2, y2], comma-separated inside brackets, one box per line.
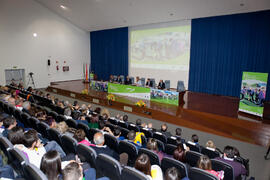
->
[189, 10, 270, 100]
[90, 27, 128, 81]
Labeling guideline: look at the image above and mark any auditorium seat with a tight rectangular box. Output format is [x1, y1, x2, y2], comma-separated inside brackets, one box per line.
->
[167, 136, 178, 145]
[96, 153, 122, 180]
[61, 134, 78, 155]
[211, 159, 234, 180]
[128, 123, 140, 132]
[14, 109, 22, 122]
[21, 112, 31, 128]
[165, 80, 170, 90]
[186, 141, 201, 152]
[108, 118, 118, 125]
[48, 111, 58, 120]
[153, 132, 167, 144]
[77, 144, 97, 169]
[65, 119, 77, 129]
[105, 123, 115, 132]
[3, 103, 9, 114]
[47, 128, 62, 146]
[138, 148, 160, 165]
[9, 148, 29, 176]
[140, 128, 153, 138]
[119, 127, 130, 138]
[118, 121, 128, 128]
[161, 157, 188, 179]
[121, 166, 149, 180]
[165, 144, 177, 156]
[155, 139, 165, 152]
[118, 140, 138, 166]
[89, 128, 101, 141]
[56, 114, 67, 123]
[141, 78, 145, 87]
[0, 137, 13, 163]
[201, 147, 220, 159]
[28, 117, 39, 130]
[8, 105, 16, 116]
[130, 77, 135, 84]
[104, 133, 119, 153]
[37, 122, 50, 139]
[23, 163, 48, 180]
[189, 167, 218, 180]
[186, 151, 203, 167]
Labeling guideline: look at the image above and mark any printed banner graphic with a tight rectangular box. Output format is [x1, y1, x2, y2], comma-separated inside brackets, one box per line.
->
[150, 89, 179, 106]
[239, 72, 268, 117]
[108, 83, 151, 100]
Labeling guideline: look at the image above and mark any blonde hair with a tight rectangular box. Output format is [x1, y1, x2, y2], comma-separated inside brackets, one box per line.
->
[101, 108, 110, 118]
[56, 121, 68, 133]
[205, 140, 216, 149]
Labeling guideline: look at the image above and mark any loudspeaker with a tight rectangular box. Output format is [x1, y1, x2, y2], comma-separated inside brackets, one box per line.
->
[48, 59, 50, 66]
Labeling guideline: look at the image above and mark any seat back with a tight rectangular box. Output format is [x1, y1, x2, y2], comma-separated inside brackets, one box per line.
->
[9, 148, 29, 175]
[21, 112, 31, 128]
[3, 103, 9, 114]
[104, 134, 119, 153]
[138, 148, 160, 165]
[121, 166, 149, 180]
[105, 123, 115, 132]
[119, 127, 130, 138]
[96, 153, 122, 180]
[141, 78, 145, 87]
[8, 105, 16, 116]
[130, 77, 135, 84]
[23, 163, 48, 180]
[47, 128, 62, 146]
[56, 115, 66, 123]
[167, 136, 178, 145]
[14, 109, 22, 121]
[153, 132, 167, 144]
[164, 80, 170, 90]
[28, 117, 39, 130]
[201, 147, 220, 159]
[150, 78, 156, 88]
[77, 123, 91, 140]
[165, 144, 177, 155]
[155, 139, 165, 152]
[140, 128, 153, 138]
[161, 157, 188, 179]
[65, 119, 77, 129]
[118, 141, 138, 166]
[186, 142, 201, 152]
[77, 144, 97, 168]
[89, 128, 101, 141]
[61, 135, 78, 154]
[211, 159, 234, 180]
[48, 111, 58, 120]
[177, 81, 185, 92]
[128, 124, 140, 132]
[189, 167, 218, 180]
[186, 151, 203, 167]
[37, 122, 50, 139]
[0, 137, 13, 162]
[108, 118, 118, 125]
[118, 121, 128, 128]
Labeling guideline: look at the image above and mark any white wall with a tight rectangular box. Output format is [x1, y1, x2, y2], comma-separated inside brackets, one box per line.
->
[0, 0, 90, 88]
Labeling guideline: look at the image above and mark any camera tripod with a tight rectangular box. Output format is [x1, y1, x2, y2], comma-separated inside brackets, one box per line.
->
[27, 73, 36, 89]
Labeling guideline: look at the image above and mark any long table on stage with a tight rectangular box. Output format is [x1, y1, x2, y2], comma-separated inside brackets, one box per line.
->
[47, 80, 270, 147]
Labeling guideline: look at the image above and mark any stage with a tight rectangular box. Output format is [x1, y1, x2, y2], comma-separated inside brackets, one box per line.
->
[46, 80, 270, 147]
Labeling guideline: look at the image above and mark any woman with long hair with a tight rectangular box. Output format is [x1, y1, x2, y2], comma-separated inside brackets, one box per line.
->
[40, 150, 62, 180]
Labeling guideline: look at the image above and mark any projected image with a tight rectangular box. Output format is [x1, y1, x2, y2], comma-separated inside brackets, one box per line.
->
[130, 26, 190, 70]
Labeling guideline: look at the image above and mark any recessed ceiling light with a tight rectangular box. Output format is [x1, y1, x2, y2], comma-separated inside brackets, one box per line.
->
[60, 5, 67, 9]
[33, 33, 37, 37]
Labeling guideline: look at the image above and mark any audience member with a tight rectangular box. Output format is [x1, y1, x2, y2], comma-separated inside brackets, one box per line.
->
[7, 126, 24, 145]
[198, 155, 224, 180]
[92, 132, 119, 160]
[125, 76, 132, 85]
[56, 121, 75, 137]
[45, 116, 57, 128]
[158, 80, 165, 90]
[173, 143, 187, 163]
[40, 150, 62, 180]
[135, 154, 163, 180]
[126, 130, 142, 149]
[113, 127, 125, 141]
[146, 78, 153, 87]
[147, 138, 164, 160]
[165, 167, 189, 180]
[160, 123, 172, 138]
[64, 108, 72, 119]
[22, 101, 32, 115]
[73, 129, 91, 146]
[2, 117, 17, 137]
[215, 146, 247, 178]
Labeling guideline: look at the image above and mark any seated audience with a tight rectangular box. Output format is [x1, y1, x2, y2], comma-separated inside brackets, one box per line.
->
[14, 129, 66, 168]
[89, 113, 99, 129]
[136, 119, 142, 127]
[40, 150, 62, 180]
[135, 153, 163, 180]
[188, 134, 201, 151]
[116, 75, 122, 84]
[2, 117, 17, 137]
[76, 115, 88, 125]
[147, 138, 164, 160]
[45, 116, 57, 128]
[173, 143, 188, 163]
[73, 129, 92, 146]
[158, 80, 165, 90]
[159, 123, 172, 138]
[56, 121, 75, 137]
[64, 108, 72, 119]
[91, 132, 119, 160]
[215, 146, 247, 178]
[126, 130, 142, 149]
[22, 101, 32, 115]
[125, 76, 132, 85]
[198, 155, 224, 180]
[123, 115, 130, 126]
[135, 76, 142, 86]
[101, 108, 110, 120]
[146, 78, 153, 87]
[165, 167, 189, 180]
[80, 104, 88, 115]
[7, 126, 24, 145]
[113, 127, 125, 141]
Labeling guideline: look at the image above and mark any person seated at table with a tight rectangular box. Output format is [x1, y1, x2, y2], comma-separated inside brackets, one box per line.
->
[116, 75, 122, 84]
[158, 80, 165, 90]
[109, 75, 114, 83]
[146, 79, 153, 88]
[125, 76, 132, 85]
[135, 76, 142, 86]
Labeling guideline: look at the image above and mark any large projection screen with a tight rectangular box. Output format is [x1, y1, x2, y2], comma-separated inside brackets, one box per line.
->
[129, 20, 191, 89]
